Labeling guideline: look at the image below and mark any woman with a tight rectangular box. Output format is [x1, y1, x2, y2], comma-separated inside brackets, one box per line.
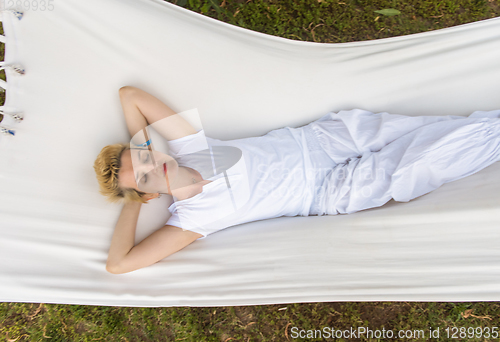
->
[94, 86, 500, 274]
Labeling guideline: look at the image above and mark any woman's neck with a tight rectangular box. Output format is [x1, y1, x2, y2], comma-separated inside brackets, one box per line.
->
[170, 166, 203, 198]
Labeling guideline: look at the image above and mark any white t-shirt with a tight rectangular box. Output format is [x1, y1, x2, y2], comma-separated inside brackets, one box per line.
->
[166, 127, 318, 239]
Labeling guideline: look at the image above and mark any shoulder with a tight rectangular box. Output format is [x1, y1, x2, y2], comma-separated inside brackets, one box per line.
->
[167, 129, 208, 158]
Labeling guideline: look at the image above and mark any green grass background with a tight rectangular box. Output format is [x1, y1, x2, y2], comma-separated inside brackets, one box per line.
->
[1, 0, 500, 341]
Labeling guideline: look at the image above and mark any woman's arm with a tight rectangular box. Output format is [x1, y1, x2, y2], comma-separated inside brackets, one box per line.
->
[106, 201, 203, 274]
[118, 86, 198, 141]
[106, 201, 141, 272]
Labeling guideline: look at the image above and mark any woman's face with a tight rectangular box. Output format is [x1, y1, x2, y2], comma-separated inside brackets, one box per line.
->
[118, 148, 179, 195]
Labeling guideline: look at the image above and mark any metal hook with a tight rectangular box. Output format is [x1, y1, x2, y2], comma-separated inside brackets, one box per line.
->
[10, 64, 25, 75]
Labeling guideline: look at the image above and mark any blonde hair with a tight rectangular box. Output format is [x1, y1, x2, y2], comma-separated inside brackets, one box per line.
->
[93, 143, 148, 204]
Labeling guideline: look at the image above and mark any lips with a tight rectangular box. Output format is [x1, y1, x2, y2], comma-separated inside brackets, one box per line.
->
[163, 162, 167, 175]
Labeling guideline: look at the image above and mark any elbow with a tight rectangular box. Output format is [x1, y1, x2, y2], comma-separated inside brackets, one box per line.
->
[106, 262, 123, 275]
[119, 86, 138, 99]
[106, 261, 139, 275]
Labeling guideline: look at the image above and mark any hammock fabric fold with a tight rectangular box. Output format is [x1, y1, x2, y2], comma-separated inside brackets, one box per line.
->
[0, 0, 499, 306]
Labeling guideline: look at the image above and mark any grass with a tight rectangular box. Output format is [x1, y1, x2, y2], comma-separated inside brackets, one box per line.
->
[174, 0, 500, 43]
[2, 302, 500, 341]
[1, 0, 500, 341]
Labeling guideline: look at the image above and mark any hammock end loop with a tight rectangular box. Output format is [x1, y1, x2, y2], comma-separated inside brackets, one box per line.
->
[0, 64, 26, 75]
[0, 126, 15, 136]
[1, 9, 24, 20]
[0, 110, 24, 122]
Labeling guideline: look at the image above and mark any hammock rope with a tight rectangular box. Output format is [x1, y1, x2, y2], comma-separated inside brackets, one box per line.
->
[0, 9, 24, 136]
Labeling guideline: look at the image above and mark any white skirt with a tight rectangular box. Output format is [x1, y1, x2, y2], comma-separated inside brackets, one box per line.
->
[306, 108, 500, 215]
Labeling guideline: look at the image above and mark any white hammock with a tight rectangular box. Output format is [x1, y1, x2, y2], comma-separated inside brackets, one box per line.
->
[0, 0, 499, 306]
